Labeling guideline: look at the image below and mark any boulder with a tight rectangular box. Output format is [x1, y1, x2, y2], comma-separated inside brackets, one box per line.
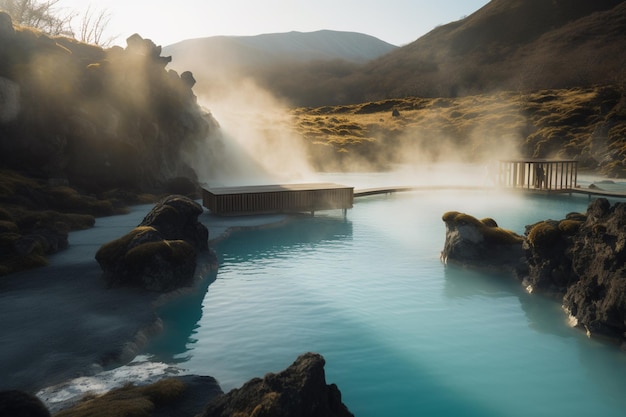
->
[441, 211, 525, 271]
[200, 352, 354, 417]
[96, 195, 209, 292]
[139, 195, 208, 251]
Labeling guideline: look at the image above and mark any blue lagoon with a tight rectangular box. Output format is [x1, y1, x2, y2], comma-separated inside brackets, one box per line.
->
[145, 184, 626, 417]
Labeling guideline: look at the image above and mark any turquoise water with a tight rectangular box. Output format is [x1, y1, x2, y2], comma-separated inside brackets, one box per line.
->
[146, 189, 626, 417]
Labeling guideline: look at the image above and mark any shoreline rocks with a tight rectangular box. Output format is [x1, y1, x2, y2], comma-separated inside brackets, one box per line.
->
[28, 353, 353, 417]
[442, 198, 626, 347]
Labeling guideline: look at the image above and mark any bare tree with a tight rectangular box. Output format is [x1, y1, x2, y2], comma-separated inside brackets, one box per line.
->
[75, 5, 115, 46]
[0, 0, 73, 36]
[0, 0, 115, 46]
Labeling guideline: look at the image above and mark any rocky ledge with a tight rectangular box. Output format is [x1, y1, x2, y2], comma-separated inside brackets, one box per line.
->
[441, 198, 626, 347]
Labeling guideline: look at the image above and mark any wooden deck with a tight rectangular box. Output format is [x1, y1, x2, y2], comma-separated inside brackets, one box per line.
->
[202, 183, 354, 215]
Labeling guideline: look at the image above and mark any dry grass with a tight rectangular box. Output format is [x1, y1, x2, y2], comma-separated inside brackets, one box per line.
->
[292, 86, 626, 175]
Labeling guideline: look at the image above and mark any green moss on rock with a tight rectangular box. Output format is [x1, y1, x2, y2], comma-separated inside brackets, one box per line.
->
[95, 226, 159, 266]
[480, 217, 499, 228]
[443, 211, 523, 245]
[527, 221, 561, 247]
[124, 240, 195, 266]
[558, 219, 583, 235]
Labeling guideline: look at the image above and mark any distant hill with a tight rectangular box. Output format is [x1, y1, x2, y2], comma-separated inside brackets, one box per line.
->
[163, 30, 397, 99]
[164, 0, 626, 106]
[165, 30, 397, 64]
[355, 0, 626, 101]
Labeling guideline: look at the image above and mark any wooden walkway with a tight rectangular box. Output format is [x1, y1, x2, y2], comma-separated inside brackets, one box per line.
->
[353, 184, 626, 200]
[202, 183, 353, 215]
[353, 185, 488, 197]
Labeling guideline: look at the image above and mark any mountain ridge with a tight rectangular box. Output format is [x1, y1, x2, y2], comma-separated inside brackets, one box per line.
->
[163, 29, 397, 77]
[164, 0, 626, 106]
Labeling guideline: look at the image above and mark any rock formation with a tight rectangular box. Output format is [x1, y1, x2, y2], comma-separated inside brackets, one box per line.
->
[0, 13, 218, 193]
[441, 211, 525, 271]
[442, 198, 626, 347]
[95, 195, 210, 292]
[524, 198, 626, 343]
[200, 352, 354, 417]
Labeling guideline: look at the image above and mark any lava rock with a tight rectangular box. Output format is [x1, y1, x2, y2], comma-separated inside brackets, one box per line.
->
[200, 352, 354, 417]
[95, 195, 208, 292]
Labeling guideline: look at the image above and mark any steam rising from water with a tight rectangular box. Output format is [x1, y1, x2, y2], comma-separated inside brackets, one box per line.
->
[183, 79, 314, 186]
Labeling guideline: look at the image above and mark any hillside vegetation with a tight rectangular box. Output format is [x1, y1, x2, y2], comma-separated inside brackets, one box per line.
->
[294, 86, 626, 176]
[353, 0, 626, 102]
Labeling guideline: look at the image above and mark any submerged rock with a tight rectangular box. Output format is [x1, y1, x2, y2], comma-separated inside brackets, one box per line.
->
[96, 195, 209, 292]
[441, 211, 525, 271]
[200, 352, 354, 417]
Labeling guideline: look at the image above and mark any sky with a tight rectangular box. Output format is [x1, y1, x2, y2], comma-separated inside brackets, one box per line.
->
[58, 0, 490, 47]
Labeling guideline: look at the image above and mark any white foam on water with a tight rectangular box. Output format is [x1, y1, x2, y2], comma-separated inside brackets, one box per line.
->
[37, 356, 185, 413]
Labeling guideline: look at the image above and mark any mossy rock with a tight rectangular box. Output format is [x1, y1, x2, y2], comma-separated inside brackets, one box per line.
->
[480, 217, 498, 228]
[565, 212, 587, 222]
[95, 226, 161, 268]
[48, 186, 116, 216]
[558, 219, 583, 235]
[124, 239, 195, 267]
[527, 221, 561, 247]
[0, 254, 48, 276]
[443, 211, 523, 245]
[13, 208, 95, 231]
[96, 226, 197, 291]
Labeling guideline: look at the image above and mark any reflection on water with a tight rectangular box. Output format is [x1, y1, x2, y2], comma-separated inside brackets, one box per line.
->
[146, 214, 352, 363]
[143, 190, 626, 417]
[216, 214, 353, 262]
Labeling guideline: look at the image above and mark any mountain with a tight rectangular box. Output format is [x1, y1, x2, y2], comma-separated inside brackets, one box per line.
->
[163, 0, 626, 106]
[162, 30, 397, 93]
[355, 0, 626, 100]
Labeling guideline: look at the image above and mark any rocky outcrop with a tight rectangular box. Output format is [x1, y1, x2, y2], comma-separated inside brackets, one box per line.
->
[0, 13, 218, 193]
[442, 199, 626, 346]
[441, 211, 525, 271]
[95, 195, 209, 292]
[524, 198, 626, 343]
[200, 352, 354, 417]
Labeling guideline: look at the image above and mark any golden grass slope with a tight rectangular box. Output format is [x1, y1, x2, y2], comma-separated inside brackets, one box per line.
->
[292, 86, 626, 176]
